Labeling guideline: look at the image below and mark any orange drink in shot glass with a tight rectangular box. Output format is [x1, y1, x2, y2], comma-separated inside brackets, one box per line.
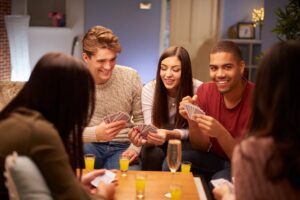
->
[135, 173, 146, 199]
[84, 154, 95, 172]
[181, 161, 192, 173]
[170, 184, 182, 200]
[119, 155, 129, 176]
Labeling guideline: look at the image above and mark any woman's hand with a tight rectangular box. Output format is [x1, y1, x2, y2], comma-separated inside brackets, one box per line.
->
[96, 182, 116, 200]
[146, 129, 167, 145]
[81, 169, 106, 194]
[81, 169, 118, 195]
[213, 184, 235, 200]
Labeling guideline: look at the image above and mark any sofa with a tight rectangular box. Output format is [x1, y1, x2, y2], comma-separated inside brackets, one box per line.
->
[0, 81, 24, 111]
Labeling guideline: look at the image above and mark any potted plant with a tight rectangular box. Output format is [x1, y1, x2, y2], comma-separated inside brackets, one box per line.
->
[272, 0, 300, 40]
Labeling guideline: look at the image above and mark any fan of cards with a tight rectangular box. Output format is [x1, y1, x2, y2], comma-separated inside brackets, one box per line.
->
[134, 124, 158, 139]
[183, 103, 205, 120]
[103, 111, 130, 123]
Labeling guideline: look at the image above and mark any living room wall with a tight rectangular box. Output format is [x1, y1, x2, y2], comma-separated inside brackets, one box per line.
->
[84, 0, 162, 84]
[221, 0, 264, 39]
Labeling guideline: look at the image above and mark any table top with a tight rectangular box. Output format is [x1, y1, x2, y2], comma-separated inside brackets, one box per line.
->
[114, 170, 200, 200]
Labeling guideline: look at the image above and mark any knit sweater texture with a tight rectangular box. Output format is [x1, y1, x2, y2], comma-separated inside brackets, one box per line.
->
[83, 65, 144, 152]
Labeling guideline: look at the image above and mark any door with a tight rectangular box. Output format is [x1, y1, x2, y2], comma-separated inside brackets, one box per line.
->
[169, 0, 220, 82]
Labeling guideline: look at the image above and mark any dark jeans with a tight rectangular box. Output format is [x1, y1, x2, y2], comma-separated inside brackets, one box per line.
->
[84, 142, 140, 170]
[140, 143, 167, 171]
[162, 149, 231, 192]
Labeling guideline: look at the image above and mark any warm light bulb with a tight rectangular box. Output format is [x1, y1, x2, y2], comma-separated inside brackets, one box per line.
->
[252, 8, 264, 24]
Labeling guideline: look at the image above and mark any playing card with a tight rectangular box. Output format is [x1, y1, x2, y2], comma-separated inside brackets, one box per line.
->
[210, 178, 234, 189]
[183, 103, 205, 119]
[103, 112, 130, 123]
[135, 124, 158, 139]
[91, 170, 116, 187]
[114, 112, 130, 122]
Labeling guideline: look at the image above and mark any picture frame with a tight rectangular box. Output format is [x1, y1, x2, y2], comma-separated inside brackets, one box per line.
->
[237, 23, 255, 39]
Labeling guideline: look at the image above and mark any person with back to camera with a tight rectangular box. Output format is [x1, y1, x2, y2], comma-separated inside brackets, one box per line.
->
[0, 52, 115, 200]
[213, 41, 300, 200]
[178, 41, 254, 190]
[129, 46, 202, 170]
[82, 25, 144, 170]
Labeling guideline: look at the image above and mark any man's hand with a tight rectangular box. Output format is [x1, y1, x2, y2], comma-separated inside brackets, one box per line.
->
[179, 95, 197, 120]
[192, 114, 228, 138]
[146, 129, 167, 146]
[122, 149, 138, 164]
[95, 121, 126, 141]
[128, 128, 146, 147]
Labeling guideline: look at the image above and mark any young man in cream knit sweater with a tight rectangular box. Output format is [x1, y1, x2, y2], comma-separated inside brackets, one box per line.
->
[82, 25, 144, 169]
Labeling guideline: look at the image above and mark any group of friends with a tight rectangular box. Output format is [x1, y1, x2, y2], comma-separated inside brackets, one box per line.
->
[0, 25, 299, 200]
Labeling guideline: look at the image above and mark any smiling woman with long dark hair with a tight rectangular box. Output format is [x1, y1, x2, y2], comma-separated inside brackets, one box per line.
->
[129, 46, 202, 170]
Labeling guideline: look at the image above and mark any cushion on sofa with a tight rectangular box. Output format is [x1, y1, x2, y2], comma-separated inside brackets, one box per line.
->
[4, 152, 53, 200]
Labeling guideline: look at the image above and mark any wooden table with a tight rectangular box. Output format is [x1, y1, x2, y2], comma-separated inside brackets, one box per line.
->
[114, 170, 200, 200]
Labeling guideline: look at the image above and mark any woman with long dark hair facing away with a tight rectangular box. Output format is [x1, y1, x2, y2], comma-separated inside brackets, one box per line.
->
[0, 52, 115, 199]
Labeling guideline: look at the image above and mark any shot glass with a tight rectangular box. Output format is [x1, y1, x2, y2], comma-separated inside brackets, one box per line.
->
[181, 161, 192, 173]
[170, 184, 182, 200]
[135, 174, 146, 199]
[84, 154, 95, 172]
[119, 155, 129, 177]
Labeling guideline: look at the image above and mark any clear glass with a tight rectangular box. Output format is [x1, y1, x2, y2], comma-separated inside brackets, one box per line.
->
[165, 139, 182, 198]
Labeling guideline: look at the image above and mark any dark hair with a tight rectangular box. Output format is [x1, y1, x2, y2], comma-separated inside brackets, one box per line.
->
[0, 52, 95, 171]
[152, 46, 193, 129]
[248, 41, 300, 187]
[210, 40, 243, 61]
[82, 25, 121, 57]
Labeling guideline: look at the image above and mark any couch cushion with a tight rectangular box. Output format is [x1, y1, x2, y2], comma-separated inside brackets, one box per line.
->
[0, 81, 24, 111]
[4, 152, 53, 200]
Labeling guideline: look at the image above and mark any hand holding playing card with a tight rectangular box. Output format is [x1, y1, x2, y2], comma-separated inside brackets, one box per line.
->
[147, 129, 167, 145]
[211, 178, 234, 190]
[91, 170, 116, 187]
[212, 179, 234, 200]
[81, 169, 107, 194]
[183, 103, 205, 120]
[135, 124, 158, 139]
[179, 95, 198, 119]
[95, 121, 126, 141]
[128, 128, 146, 147]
